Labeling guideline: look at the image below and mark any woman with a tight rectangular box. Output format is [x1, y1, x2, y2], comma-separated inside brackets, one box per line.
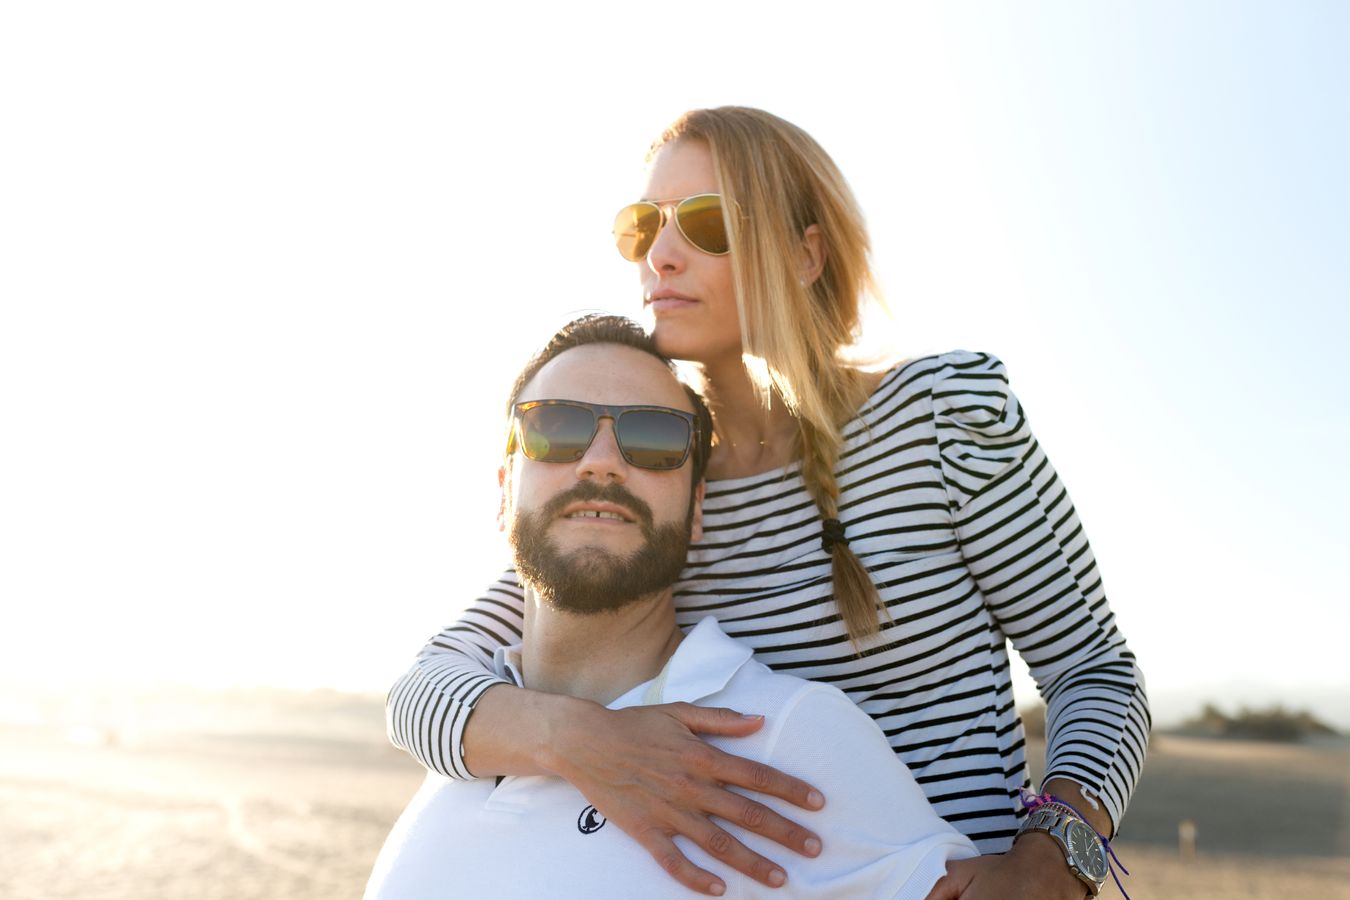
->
[388, 107, 1148, 898]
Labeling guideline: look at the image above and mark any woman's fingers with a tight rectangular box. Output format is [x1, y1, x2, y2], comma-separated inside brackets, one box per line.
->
[628, 809, 791, 894]
[702, 785, 824, 858]
[664, 702, 769, 736]
[678, 814, 789, 888]
[667, 703, 828, 813]
[553, 702, 825, 892]
[631, 829, 731, 896]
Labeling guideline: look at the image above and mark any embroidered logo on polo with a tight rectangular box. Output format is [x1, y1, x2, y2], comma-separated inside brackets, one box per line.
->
[577, 805, 607, 834]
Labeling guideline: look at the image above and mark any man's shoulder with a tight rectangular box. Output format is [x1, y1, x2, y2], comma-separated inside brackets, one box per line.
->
[666, 619, 886, 753]
[673, 620, 870, 730]
[714, 657, 881, 744]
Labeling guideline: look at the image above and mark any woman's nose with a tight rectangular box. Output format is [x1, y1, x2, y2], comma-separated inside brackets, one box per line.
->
[644, 211, 687, 275]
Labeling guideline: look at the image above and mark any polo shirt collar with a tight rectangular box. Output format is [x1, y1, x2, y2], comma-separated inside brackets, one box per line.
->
[494, 645, 525, 688]
[492, 615, 752, 708]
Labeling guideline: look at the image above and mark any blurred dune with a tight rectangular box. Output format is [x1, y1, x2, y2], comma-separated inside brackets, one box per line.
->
[1025, 735, 1350, 899]
[2, 689, 1347, 899]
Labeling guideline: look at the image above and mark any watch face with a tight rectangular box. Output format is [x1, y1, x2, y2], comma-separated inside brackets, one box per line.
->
[1066, 820, 1110, 881]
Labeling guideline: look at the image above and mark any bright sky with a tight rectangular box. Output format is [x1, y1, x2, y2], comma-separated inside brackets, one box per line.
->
[3, 2, 1347, 726]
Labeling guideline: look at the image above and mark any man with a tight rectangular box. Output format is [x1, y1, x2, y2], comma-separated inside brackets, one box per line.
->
[365, 316, 976, 899]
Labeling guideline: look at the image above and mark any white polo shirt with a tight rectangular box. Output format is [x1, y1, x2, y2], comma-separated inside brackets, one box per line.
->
[365, 617, 977, 899]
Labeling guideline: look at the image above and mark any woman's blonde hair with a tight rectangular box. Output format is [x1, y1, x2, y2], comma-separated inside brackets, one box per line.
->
[651, 107, 887, 650]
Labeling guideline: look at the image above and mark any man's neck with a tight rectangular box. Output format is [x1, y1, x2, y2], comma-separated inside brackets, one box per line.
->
[519, 587, 684, 706]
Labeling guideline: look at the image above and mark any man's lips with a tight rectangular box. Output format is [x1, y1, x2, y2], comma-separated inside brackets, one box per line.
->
[540, 482, 654, 529]
[559, 501, 637, 523]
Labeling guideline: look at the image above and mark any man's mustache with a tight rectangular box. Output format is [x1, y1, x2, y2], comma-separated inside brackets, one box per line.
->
[539, 481, 654, 530]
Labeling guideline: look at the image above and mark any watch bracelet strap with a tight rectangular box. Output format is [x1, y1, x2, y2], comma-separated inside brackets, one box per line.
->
[1021, 802, 1081, 833]
[1016, 804, 1104, 896]
[1019, 790, 1131, 900]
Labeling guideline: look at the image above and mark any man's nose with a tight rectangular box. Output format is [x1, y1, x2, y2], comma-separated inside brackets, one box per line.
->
[575, 418, 628, 483]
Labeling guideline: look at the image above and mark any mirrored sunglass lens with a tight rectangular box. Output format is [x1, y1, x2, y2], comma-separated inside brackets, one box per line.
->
[676, 195, 729, 254]
[613, 203, 662, 261]
[618, 410, 691, 469]
[521, 405, 596, 462]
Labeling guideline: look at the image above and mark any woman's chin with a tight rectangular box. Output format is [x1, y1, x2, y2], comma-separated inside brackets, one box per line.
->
[649, 325, 697, 362]
[651, 324, 741, 369]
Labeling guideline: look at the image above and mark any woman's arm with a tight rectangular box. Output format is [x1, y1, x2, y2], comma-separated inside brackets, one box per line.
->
[384, 570, 525, 778]
[931, 353, 1148, 897]
[384, 570, 826, 896]
[933, 353, 1149, 830]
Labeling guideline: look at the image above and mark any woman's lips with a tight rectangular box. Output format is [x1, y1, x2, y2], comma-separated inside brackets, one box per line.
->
[647, 292, 698, 313]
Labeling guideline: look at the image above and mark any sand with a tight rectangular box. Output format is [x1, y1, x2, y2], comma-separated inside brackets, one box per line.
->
[3, 696, 1346, 899]
[0, 720, 417, 900]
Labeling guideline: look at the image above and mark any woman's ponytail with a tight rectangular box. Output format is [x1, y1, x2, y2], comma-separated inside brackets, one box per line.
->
[797, 417, 890, 652]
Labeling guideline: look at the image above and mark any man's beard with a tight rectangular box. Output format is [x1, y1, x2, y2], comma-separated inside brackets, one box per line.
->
[509, 481, 692, 615]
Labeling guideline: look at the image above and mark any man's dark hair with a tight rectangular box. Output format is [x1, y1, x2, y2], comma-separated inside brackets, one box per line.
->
[507, 314, 713, 483]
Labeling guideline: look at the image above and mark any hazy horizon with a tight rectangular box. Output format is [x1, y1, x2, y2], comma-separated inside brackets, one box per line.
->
[4, 670, 1348, 736]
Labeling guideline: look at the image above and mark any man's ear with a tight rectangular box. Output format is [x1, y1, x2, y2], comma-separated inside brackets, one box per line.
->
[497, 465, 508, 533]
[800, 223, 827, 286]
[689, 479, 706, 543]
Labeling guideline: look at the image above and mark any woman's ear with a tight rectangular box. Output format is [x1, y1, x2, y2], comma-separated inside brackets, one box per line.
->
[800, 224, 827, 285]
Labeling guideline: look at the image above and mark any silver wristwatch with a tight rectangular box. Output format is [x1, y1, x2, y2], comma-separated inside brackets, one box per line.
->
[1014, 804, 1109, 896]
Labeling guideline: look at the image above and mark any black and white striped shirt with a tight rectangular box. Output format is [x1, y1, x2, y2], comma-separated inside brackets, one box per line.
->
[386, 351, 1150, 852]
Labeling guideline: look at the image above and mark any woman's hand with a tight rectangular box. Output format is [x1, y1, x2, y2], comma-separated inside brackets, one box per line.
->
[923, 855, 999, 899]
[547, 701, 825, 896]
[924, 839, 1092, 900]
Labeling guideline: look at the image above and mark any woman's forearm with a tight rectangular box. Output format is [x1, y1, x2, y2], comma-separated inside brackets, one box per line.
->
[460, 683, 599, 777]
[384, 570, 529, 778]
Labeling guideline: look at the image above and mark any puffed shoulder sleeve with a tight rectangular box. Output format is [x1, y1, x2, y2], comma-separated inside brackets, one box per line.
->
[929, 351, 1028, 509]
[385, 568, 524, 779]
[931, 351, 1150, 834]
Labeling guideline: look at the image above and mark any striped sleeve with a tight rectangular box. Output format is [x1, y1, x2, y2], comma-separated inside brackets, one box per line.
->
[385, 569, 525, 779]
[932, 352, 1150, 833]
